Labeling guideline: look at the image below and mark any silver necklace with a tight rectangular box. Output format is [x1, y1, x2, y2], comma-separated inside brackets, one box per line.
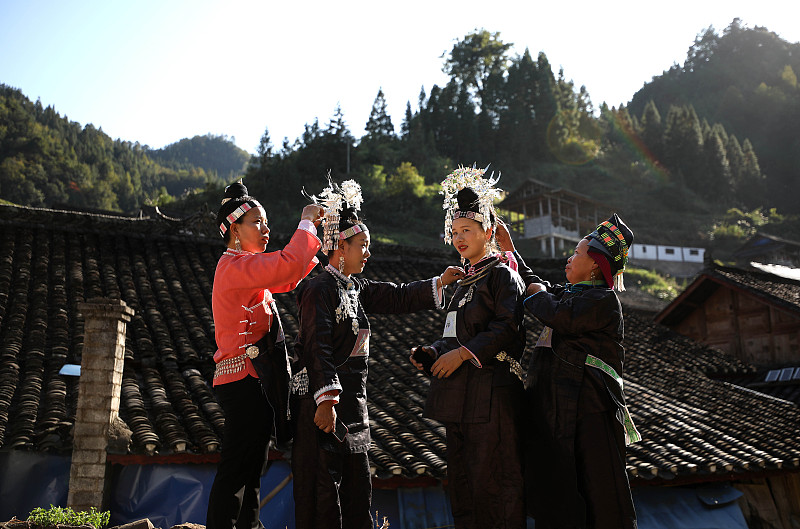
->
[325, 264, 360, 335]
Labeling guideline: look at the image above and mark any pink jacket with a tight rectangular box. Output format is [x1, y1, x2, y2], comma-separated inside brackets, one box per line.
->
[212, 220, 321, 386]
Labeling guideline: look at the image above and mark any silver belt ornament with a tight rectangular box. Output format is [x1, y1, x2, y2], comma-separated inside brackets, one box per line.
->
[214, 345, 260, 380]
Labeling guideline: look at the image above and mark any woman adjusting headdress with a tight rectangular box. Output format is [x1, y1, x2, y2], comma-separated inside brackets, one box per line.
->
[521, 212, 639, 529]
[206, 180, 323, 529]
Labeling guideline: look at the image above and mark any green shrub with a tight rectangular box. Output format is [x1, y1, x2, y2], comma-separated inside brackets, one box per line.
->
[624, 267, 680, 301]
[27, 505, 110, 528]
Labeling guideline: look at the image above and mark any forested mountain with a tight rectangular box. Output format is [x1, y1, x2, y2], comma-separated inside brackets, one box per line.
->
[0, 85, 227, 212]
[628, 19, 800, 214]
[2, 22, 798, 253]
[147, 134, 249, 181]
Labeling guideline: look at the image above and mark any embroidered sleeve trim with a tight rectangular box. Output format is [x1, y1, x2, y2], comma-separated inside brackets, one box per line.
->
[431, 277, 445, 309]
[463, 346, 481, 368]
[316, 393, 341, 405]
[314, 383, 342, 404]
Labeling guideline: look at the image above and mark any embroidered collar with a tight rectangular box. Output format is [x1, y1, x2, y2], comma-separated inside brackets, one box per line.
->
[565, 280, 604, 293]
[223, 248, 252, 256]
[465, 254, 498, 276]
[459, 254, 501, 287]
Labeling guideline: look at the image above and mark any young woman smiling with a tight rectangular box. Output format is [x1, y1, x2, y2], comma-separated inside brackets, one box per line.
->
[410, 168, 528, 529]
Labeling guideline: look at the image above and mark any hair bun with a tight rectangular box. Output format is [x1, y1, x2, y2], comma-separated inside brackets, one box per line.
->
[222, 180, 249, 204]
[456, 187, 480, 212]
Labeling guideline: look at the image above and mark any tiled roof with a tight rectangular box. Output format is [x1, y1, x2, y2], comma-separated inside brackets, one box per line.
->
[655, 263, 800, 330]
[725, 368, 800, 406]
[708, 265, 800, 312]
[0, 204, 797, 486]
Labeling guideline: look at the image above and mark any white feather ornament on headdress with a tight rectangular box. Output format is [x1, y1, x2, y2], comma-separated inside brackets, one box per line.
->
[304, 175, 365, 253]
[440, 165, 502, 244]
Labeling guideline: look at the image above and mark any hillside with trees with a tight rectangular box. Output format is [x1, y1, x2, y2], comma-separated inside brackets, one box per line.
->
[2, 21, 798, 255]
[147, 134, 249, 181]
[235, 24, 790, 250]
[0, 85, 241, 211]
[629, 19, 800, 215]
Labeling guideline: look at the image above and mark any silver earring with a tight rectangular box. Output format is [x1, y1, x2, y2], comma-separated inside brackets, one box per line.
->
[234, 237, 241, 251]
[590, 270, 595, 282]
[460, 256, 466, 267]
[339, 256, 345, 273]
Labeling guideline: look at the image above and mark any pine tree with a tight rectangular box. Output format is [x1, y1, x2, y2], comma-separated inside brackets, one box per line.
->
[663, 105, 704, 187]
[700, 125, 731, 200]
[738, 139, 765, 207]
[256, 127, 273, 169]
[401, 101, 413, 139]
[498, 49, 538, 169]
[365, 88, 395, 139]
[640, 100, 663, 162]
[532, 52, 560, 161]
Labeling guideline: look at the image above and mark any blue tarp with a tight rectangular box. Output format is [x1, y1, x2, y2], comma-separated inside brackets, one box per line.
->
[109, 461, 294, 529]
[0, 451, 70, 520]
[633, 483, 748, 529]
[0, 452, 749, 529]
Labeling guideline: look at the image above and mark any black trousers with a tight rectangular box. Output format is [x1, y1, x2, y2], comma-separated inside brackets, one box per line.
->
[573, 410, 637, 529]
[206, 376, 274, 529]
[291, 397, 373, 529]
[445, 385, 525, 529]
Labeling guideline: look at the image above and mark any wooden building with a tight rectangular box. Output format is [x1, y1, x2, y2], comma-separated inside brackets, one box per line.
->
[734, 232, 800, 269]
[498, 178, 610, 257]
[655, 263, 800, 367]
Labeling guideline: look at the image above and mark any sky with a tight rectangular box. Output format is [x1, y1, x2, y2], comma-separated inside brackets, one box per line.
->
[2, 0, 800, 155]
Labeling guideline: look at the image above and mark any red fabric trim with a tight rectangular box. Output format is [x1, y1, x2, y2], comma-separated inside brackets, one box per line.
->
[588, 250, 614, 288]
[107, 448, 286, 466]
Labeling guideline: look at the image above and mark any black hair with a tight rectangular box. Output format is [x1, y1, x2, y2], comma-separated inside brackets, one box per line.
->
[337, 205, 368, 236]
[216, 181, 258, 243]
[456, 187, 496, 225]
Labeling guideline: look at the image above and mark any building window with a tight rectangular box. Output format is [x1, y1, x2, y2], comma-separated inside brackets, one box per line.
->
[665, 248, 675, 255]
[641, 247, 647, 253]
[689, 249, 699, 256]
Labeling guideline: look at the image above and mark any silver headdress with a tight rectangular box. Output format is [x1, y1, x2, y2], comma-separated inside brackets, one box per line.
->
[305, 176, 365, 254]
[440, 165, 502, 244]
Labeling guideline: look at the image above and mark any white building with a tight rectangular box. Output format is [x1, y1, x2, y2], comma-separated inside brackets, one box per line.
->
[629, 244, 704, 263]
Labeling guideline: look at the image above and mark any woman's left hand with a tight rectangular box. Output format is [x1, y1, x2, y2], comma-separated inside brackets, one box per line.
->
[431, 347, 469, 378]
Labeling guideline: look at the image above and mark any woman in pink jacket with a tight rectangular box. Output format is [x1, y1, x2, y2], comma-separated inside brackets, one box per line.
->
[206, 180, 323, 529]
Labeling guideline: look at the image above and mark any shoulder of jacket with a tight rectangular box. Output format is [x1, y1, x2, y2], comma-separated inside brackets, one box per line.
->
[490, 261, 524, 287]
[585, 287, 618, 301]
[299, 272, 331, 295]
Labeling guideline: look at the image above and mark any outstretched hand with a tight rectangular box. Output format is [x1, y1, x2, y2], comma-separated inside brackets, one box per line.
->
[495, 220, 515, 253]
